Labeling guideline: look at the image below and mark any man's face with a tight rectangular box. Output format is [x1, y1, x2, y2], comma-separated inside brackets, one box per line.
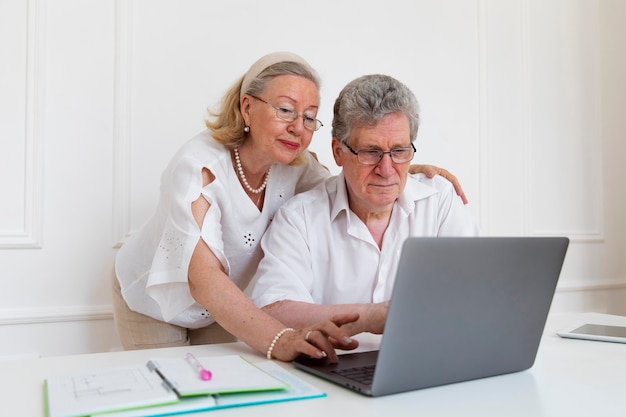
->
[332, 112, 413, 219]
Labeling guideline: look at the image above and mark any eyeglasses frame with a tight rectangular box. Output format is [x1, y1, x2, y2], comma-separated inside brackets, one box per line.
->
[342, 141, 417, 165]
[249, 95, 323, 132]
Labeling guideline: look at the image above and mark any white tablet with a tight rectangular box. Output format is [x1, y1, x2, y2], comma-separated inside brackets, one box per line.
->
[557, 323, 626, 344]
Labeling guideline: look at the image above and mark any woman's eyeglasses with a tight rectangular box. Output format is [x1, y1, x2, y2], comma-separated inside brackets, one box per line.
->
[250, 95, 323, 132]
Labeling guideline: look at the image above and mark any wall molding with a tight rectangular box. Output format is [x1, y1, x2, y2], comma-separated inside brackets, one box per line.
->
[0, 305, 113, 326]
[112, 0, 133, 248]
[524, 1, 604, 242]
[477, 0, 605, 243]
[2, 277, 624, 326]
[556, 278, 626, 293]
[0, 0, 44, 249]
[477, 0, 488, 229]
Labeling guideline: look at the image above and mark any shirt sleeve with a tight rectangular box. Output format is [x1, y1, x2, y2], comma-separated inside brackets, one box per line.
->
[250, 202, 316, 308]
[431, 176, 480, 236]
[145, 155, 228, 322]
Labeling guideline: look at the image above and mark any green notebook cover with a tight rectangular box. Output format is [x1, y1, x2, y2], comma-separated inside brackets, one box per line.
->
[44, 355, 302, 417]
[95, 361, 326, 417]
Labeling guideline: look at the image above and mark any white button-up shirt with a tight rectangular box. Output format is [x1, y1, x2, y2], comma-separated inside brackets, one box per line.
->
[251, 172, 480, 307]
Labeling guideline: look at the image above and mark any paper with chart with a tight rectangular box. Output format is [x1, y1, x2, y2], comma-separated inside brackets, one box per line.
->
[44, 365, 178, 417]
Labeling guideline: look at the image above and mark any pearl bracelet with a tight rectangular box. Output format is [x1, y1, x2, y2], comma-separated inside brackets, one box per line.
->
[266, 328, 295, 359]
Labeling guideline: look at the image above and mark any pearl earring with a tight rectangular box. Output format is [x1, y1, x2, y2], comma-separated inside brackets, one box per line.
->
[244, 125, 250, 133]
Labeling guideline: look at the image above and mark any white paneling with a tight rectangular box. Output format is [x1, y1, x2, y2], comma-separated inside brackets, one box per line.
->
[597, 0, 626, 295]
[480, 0, 604, 241]
[477, 0, 624, 299]
[125, 0, 481, 235]
[0, 0, 117, 317]
[526, 0, 603, 240]
[0, 0, 624, 358]
[0, 316, 121, 359]
[0, 0, 44, 248]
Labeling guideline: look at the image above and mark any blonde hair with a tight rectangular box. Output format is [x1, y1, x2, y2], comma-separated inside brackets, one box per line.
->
[205, 76, 247, 148]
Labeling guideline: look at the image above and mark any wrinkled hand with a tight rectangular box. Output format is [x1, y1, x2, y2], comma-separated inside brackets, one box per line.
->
[271, 313, 360, 363]
[409, 164, 468, 204]
[330, 302, 389, 337]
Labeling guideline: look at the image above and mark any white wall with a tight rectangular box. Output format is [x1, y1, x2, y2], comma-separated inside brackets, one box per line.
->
[1, 0, 624, 358]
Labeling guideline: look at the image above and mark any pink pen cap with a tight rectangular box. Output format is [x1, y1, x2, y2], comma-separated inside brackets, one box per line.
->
[185, 352, 212, 381]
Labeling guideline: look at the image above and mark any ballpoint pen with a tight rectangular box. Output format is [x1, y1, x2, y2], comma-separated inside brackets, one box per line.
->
[185, 352, 212, 381]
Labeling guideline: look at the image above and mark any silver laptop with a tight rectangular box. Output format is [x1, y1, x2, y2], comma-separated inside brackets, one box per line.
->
[293, 236, 569, 397]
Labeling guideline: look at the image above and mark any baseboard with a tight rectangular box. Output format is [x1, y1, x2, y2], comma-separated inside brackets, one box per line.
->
[556, 278, 626, 293]
[0, 305, 113, 326]
[1, 279, 625, 326]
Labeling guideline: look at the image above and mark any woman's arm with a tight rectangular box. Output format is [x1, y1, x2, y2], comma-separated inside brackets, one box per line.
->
[187, 170, 357, 361]
[187, 238, 357, 361]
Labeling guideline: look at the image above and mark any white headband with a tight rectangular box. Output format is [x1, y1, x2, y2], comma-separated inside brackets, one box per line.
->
[239, 51, 317, 100]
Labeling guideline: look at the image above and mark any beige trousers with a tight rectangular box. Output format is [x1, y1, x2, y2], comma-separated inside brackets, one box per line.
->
[111, 270, 236, 350]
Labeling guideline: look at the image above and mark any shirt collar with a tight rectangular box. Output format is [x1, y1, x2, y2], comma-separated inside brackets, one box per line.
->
[397, 174, 439, 214]
[330, 172, 439, 222]
[330, 172, 350, 222]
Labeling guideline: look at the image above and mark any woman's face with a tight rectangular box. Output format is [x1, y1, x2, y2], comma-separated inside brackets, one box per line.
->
[241, 75, 320, 166]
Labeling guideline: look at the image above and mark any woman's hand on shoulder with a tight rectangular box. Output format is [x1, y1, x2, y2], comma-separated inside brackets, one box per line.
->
[409, 164, 468, 204]
[270, 313, 360, 362]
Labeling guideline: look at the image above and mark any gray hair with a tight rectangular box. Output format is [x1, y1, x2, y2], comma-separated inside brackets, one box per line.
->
[331, 74, 420, 144]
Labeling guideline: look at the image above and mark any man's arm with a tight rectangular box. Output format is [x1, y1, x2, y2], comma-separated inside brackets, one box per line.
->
[262, 299, 388, 336]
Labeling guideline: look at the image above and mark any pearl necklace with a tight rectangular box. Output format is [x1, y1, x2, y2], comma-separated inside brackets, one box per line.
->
[233, 147, 271, 194]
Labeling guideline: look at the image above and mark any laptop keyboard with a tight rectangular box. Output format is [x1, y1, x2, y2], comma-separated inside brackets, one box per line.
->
[332, 365, 376, 385]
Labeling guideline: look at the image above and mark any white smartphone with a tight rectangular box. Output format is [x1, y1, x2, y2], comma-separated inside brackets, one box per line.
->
[557, 323, 626, 344]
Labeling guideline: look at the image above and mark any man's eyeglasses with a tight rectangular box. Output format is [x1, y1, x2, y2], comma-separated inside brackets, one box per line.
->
[343, 142, 416, 165]
[250, 95, 323, 132]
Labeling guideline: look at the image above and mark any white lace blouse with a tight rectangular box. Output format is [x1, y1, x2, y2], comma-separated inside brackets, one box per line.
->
[115, 130, 329, 328]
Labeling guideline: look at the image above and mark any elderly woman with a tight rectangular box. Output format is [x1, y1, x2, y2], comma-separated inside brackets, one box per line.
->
[112, 52, 464, 362]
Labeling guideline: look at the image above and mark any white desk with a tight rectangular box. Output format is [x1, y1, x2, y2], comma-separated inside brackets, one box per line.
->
[1, 312, 625, 416]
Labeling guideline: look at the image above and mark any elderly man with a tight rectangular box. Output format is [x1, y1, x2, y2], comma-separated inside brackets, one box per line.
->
[250, 74, 479, 337]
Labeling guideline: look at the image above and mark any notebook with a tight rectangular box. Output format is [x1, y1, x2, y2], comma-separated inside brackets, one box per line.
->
[44, 355, 292, 417]
[293, 236, 569, 397]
